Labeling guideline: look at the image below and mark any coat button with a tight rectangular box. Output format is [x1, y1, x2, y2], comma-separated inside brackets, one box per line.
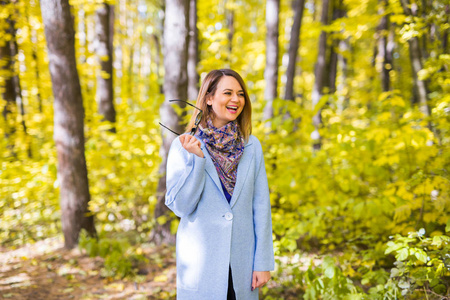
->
[224, 212, 233, 221]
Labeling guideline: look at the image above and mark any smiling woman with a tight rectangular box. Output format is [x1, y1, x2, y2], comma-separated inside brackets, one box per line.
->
[165, 69, 275, 300]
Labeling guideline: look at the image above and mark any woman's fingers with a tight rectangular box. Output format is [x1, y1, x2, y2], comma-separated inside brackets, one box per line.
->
[251, 271, 271, 290]
[180, 135, 204, 158]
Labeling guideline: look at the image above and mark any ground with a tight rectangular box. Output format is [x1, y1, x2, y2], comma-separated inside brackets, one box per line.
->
[0, 237, 300, 300]
[0, 237, 177, 300]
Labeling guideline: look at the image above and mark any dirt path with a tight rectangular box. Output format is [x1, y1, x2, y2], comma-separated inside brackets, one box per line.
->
[0, 237, 177, 300]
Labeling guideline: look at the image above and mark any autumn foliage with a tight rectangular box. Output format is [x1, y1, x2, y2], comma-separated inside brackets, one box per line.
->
[1, 0, 449, 298]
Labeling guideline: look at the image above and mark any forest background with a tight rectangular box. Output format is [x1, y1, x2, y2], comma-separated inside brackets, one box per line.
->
[0, 0, 449, 299]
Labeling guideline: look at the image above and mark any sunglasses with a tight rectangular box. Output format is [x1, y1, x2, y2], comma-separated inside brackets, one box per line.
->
[159, 99, 203, 136]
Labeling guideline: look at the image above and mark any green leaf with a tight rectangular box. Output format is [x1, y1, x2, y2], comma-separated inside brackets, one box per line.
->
[396, 248, 409, 261]
[414, 249, 427, 264]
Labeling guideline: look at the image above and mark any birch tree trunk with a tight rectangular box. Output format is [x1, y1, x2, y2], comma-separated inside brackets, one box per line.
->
[263, 0, 279, 120]
[95, 2, 116, 129]
[153, 0, 190, 245]
[284, 0, 305, 101]
[40, 0, 96, 249]
[187, 0, 199, 100]
[311, 0, 330, 150]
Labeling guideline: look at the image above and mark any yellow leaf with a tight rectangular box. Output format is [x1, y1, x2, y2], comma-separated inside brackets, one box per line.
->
[106, 282, 125, 291]
[153, 274, 168, 282]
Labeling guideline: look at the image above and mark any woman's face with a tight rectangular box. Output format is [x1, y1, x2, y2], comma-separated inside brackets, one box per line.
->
[207, 76, 245, 128]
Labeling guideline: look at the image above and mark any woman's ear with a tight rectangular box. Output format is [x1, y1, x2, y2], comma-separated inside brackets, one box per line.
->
[206, 95, 213, 106]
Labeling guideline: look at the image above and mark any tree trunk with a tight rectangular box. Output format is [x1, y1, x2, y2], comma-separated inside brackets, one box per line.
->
[95, 2, 116, 130]
[1, 1, 17, 157]
[226, 6, 234, 64]
[1, 2, 16, 125]
[327, 0, 343, 94]
[187, 0, 198, 100]
[263, 0, 279, 120]
[328, 41, 338, 94]
[9, 13, 32, 157]
[420, 0, 429, 60]
[337, 38, 349, 113]
[399, 0, 430, 118]
[153, 0, 190, 245]
[311, 0, 330, 150]
[8, 18, 26, 132]
[25, 5, 43, 113]
[152, 34, 164, 94]
[40, 0, 96, 249]
[284, 0, 305, 101]
[442, 5, 449, 63]
[377, 0, 392, 92]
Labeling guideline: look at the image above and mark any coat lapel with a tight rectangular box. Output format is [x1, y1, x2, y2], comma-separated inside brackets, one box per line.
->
[230, 141, 253, 208]
[200, 138, 254, 207]
[203, 148, 223, 193]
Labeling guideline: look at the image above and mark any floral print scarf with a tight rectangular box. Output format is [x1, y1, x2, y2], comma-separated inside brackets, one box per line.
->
[196, 118, 245, 197]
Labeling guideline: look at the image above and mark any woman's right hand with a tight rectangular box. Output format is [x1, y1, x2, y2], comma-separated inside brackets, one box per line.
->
[179, 135, 204, 158]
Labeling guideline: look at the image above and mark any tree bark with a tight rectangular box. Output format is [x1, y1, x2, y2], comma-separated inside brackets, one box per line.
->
[284, 0, 305, 101]
[40, 0, 96, 249]
[311, 0, 330, 149]
[263, 0, 280, 120]
[153, 0, 190, 245]
[187, 0, 198, 100]
[95, 3, 116, 130]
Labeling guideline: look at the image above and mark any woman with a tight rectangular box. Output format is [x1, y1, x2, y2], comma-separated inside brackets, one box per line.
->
[165, 69, 275, 300]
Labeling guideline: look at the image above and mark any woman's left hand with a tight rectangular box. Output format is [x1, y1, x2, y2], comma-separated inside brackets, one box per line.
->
[251, 271, 271, 291]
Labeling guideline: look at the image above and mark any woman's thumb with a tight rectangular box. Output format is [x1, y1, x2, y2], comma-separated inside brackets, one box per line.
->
[251, 272, 257, 291]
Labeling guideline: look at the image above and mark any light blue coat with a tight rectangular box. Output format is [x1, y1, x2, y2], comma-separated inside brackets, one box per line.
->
[165, 134, 275, 300]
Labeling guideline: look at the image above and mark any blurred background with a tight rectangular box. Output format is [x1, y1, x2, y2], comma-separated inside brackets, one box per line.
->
[0, 0, 449, 299]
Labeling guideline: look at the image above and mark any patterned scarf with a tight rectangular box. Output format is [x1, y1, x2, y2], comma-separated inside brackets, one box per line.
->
[196, 118, 245, 196]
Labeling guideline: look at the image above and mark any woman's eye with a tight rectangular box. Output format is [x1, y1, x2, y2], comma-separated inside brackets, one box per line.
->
[225, 92, 231, 95]
[239, 93, 244, 97]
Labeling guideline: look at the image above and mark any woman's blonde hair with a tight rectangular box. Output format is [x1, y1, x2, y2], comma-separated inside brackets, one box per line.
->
[186, 69, 252, 141]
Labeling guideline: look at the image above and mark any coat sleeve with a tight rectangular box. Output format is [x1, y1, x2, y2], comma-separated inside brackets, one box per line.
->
[165, 136, 207, 218]
[252, 137, 275, 271]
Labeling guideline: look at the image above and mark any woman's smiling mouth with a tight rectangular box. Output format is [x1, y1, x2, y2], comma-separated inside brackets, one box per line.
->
[226, 105, 239, 113]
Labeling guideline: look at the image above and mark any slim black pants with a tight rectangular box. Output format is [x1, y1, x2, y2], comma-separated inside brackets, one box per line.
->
[227, 265, 236, 300]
